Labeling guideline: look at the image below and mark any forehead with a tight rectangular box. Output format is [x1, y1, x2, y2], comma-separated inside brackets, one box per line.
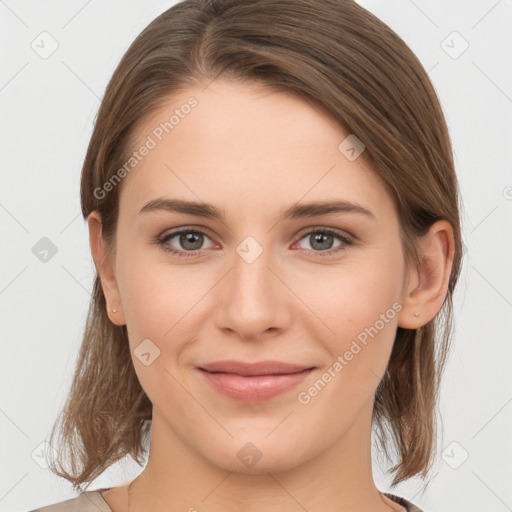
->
[118, 79, 397, 224]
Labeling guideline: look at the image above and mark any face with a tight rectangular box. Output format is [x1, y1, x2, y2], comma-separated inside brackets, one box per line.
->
[98, 78, 414, 474]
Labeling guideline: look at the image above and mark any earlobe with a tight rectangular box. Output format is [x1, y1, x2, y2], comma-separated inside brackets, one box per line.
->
[87, 211, 126, 326]
[397, 220, 455, 329]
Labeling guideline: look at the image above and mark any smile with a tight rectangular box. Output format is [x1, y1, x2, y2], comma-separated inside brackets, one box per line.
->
[197, 367, 315, 402]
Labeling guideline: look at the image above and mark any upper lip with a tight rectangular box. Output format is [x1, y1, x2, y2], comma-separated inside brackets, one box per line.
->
[198, 360, 314, 376]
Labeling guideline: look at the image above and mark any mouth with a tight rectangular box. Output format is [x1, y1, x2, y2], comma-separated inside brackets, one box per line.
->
[198, 360, 314, 376]
[197, 360, 315, 402]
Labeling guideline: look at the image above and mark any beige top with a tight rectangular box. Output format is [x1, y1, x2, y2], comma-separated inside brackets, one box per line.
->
[29, 488, 426, 511]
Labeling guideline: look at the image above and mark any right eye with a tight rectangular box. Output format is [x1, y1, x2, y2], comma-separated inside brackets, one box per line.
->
[154, 227, 216, 257]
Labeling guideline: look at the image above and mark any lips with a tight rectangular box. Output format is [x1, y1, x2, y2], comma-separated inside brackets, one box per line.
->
[197, 360, 315, 402]
[198, 360, 314, 376]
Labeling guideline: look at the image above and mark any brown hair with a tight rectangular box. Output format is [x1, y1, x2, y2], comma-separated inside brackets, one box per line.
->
[46, 0, 464, 493]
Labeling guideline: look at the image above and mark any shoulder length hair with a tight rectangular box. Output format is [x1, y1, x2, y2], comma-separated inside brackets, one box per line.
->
[46, 0, 464, 493]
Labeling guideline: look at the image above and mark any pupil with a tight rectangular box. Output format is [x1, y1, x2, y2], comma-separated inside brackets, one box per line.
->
[180, 232, 202, 250]
[311, 232, 333, 250]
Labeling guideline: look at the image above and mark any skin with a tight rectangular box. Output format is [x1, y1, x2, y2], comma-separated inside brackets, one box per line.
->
[89, 78, 455, 512]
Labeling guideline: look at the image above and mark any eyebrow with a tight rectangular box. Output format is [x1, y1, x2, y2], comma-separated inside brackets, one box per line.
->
[139, 197, 375, 222]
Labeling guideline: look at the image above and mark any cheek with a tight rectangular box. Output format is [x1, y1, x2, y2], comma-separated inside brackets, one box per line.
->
[337, 260, 403, 384]
[115, 248, 220, 387]
[115, 251, 201, 402]
[298, 290, 401, 420]
[291, 251, 402, 330]
[288, 250, 403, 377]
[116, 244, 201, 333]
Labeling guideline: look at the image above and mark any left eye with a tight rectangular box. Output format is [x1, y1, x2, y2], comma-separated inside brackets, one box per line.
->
[295, 228, 352, 255]
[154, 227, 353, 258]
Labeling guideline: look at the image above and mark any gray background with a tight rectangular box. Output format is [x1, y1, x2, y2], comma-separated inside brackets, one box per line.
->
[1, 1, 511, 511]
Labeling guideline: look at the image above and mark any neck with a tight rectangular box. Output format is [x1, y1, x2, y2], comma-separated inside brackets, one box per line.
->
[126, 401, 404, 512]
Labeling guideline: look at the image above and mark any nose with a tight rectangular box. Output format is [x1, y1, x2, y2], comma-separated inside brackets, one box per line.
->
[214, 236, 292, 342]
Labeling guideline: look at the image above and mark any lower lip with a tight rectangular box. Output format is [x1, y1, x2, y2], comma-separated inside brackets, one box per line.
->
[198, 368, 314, 402]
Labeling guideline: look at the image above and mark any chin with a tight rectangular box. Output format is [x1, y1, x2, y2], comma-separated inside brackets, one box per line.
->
[198, 435, 311, 476]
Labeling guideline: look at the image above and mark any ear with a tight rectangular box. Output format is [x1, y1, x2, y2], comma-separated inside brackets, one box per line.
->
[397, 220, 455, 329]
[88, 211, 126, 326]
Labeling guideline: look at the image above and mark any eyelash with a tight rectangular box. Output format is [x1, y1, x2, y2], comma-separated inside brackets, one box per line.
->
[152, 227, 354, 259]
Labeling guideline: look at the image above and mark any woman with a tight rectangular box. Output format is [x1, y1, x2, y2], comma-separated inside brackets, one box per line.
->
[31, 0, 463, 511]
